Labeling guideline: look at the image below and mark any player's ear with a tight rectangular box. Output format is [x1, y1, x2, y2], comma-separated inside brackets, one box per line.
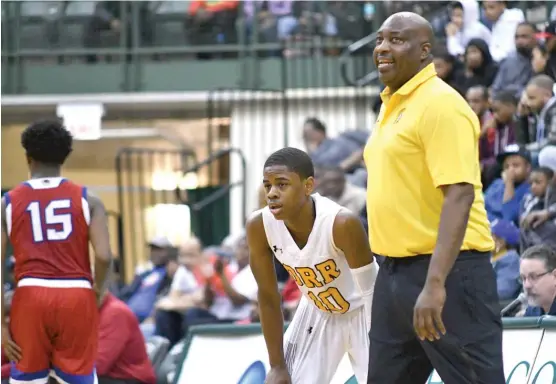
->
[304, 177, 315, 196]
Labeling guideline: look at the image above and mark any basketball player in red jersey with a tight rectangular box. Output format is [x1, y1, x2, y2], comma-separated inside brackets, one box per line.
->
[0, 119, 112, 384]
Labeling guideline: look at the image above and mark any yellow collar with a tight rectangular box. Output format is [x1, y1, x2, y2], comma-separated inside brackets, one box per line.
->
[380, 63, 437, 102]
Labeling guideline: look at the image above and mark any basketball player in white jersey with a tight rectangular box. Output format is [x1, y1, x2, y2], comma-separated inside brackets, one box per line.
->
[246, 147, 379, 384]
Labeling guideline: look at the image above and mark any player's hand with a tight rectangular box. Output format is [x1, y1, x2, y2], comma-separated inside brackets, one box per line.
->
[413, 281, 446, 342]
[1, 323, 22, 362]
[265, 366, 292, 384]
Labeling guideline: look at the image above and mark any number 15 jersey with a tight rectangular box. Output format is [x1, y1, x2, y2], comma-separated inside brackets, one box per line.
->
[5, 177, 92, 284]
[261, 193, 363, 315]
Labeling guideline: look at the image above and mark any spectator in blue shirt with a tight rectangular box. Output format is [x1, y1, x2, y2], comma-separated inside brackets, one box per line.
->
[490, 219, 522, 300]
[520, 244, 556, 316]
[485, 144, 531, 224]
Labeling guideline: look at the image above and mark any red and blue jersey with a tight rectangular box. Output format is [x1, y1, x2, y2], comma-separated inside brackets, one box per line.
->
[5, 177, 92, 283]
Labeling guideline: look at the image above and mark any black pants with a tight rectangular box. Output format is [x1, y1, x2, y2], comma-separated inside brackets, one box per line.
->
[367, 251, 505, 384]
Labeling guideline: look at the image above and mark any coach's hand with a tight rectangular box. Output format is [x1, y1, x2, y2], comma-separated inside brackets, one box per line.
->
[265, 366, 292, 384]
[1, 323, 22, 362]
[413, 282, 447, 342]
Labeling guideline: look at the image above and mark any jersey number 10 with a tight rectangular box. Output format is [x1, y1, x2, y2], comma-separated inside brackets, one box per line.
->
[26, 200, 73, 242]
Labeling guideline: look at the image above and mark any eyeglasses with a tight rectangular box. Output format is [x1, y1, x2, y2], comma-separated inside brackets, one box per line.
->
[518, 270, 553, 284]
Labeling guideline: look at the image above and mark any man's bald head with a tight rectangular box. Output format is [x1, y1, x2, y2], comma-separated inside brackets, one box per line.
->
[528, 74, 555, 93]
[525, 74, 555, 113]
[382, 12, 434, 45]
[374, 11, 435, 92]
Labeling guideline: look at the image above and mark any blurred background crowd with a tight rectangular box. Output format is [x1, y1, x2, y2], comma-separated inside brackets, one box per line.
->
[2, 1, 556, 384]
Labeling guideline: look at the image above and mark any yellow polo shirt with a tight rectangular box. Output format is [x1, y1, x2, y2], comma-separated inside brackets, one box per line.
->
[364, 63, 494, 257]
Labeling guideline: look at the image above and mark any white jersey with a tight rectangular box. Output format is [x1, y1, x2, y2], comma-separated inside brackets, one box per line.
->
[261, 193, 363, 315]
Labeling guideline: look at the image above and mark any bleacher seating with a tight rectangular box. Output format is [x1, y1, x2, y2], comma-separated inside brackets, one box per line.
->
[19, 1, 65, 50]
[146, 336, 170, 372]
[152, 1, 190, 47]
[62, 1, 96, 49]
[155, 339, 186, 384]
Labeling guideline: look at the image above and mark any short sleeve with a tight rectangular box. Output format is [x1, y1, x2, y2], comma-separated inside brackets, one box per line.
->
[171, 265, 199, 293]
[419, 94, 481, 188]
[231, 266, 258, 302]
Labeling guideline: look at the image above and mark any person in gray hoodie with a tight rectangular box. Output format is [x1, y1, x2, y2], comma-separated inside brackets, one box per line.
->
[446, 0, 491, 57]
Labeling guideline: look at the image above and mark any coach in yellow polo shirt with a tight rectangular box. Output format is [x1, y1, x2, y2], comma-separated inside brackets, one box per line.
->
[365, 13, 505, 384]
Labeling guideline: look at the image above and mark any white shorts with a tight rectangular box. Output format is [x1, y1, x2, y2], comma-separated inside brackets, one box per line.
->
[284, 296, 369, 384]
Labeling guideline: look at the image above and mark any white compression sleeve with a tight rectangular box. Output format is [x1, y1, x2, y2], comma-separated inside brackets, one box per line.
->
[350, 261, 379, 328]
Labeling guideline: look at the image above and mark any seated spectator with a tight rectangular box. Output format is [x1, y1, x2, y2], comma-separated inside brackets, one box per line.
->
[432, 47, 464, 94]
[523, 75, 556, 151]
[244, 0, 296, 42]
[457, 38, 498, 95]
[485, 144, 531, 224]
[97, 291, 156, 384]
[482, 0, 525, 62]
[156, 236, 257, 346]
[467, 86, 494, 165]
[491, 22, 536, 98]
[122, 236, 177, 323]
[146, 238, 206, 339]
[534, 21, 556, 81]
[520, 167, 556, 248]
[83, 1, 153, 63]
[446, 0, 491, 57]
[187, 0, 239, 59]
[480, 90, 518, 187]
[316, 167, 366, 215]
[532, 44, 552, 78]
[490, 219, 521, 301]
[520, 244, 556, 316]
[302, 118, 368, 170]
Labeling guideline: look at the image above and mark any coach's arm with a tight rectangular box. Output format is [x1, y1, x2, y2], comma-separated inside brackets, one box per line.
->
[246, 211, 286, 370]
[415, 93, 478, 341]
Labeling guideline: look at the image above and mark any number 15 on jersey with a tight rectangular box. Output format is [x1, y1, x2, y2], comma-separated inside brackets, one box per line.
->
[26, 200, 73, 242]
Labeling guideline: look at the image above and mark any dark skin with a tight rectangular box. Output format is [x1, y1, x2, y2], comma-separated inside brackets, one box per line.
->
[374, 12, 434, 93]
[247, 165, 373, 384]
[1, 162, 112, 362]
[374, 13, 476, 342]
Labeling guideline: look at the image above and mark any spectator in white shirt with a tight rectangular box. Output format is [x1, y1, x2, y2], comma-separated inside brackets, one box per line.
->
[154, 235, 257, 346]
[446, 0, 491, 57]
[483, 0, 525, 62]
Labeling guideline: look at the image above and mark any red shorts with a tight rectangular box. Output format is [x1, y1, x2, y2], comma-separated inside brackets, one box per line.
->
[9, 278, 98, 384]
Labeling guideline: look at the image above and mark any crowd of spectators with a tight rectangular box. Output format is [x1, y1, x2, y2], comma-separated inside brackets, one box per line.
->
[427, 1, 556, 316]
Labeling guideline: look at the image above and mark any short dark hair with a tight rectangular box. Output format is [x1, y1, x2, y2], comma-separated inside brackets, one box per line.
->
[264, 147, 314, 179]
[521, 244, 556, 271]
[304, 118, 326, 134]
[517, 21, 538, 33]
[492, 90, 518, 105]
[532, 166, 555, 180]
[467, 85, 489, 100]
[21, 119, 73, 166]
[450, 1, 463, 10]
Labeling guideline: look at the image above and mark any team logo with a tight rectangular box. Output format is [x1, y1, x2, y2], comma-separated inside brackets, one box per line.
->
[272, 245, 283, 254]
